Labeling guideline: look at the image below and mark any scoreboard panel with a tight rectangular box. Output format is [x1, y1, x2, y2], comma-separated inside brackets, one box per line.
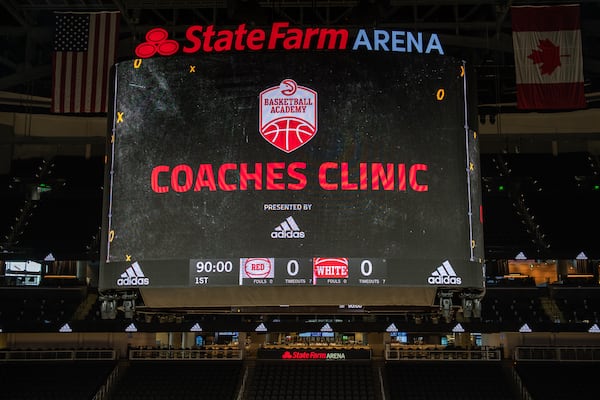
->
[99, 50, 484, 293]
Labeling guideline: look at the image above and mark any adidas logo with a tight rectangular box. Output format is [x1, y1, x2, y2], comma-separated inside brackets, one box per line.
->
[255, 323, 268, 332]
[271, 216, 305, 239]
[117, 261, 150, 286]
[427, 260, 462, 285]
[519, 323, 532, 333]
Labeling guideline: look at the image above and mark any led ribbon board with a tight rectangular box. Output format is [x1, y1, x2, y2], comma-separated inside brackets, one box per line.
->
[100, 49, 483, 291]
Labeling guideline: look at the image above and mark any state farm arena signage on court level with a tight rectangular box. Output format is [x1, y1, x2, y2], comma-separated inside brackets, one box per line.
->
[257, 348, 372, 361]
[134, 22, 445, 58]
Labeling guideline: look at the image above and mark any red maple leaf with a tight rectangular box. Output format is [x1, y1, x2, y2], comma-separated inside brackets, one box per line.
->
[527, 38, 562, 75]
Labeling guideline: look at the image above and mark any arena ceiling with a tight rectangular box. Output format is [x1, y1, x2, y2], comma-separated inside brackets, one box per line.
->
[0, 0, 600, 113]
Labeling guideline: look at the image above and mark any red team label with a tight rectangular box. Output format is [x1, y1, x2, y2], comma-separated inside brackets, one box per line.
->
[259, 79, 318, 153]
[242, 258, 274, 278]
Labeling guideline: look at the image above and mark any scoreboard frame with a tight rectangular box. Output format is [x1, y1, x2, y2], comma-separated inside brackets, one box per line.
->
[99, 48, 484, 298]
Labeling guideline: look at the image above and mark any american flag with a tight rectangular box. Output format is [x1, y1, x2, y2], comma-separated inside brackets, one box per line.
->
[51, 11, 120, 113]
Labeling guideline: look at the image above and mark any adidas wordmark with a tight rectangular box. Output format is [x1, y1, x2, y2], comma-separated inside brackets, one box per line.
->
[117, 261, 150, 286]
[428, 260, 462, 285]
[271, 216, 305, 239]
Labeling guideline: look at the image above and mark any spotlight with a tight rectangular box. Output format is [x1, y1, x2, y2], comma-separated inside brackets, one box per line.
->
[439, 292, 454, 323]
[462, 298, 474, 319]
[441, 298, 452, 321]
[100, 294, 117, 320]
[123, 299, 135, 319]
[473, 298, 482, 319]
[122, 292, 137, 319]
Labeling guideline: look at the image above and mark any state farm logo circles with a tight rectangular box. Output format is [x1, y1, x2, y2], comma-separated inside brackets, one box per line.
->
[135, 28, 179, 58]
[259, 79, 317, 153]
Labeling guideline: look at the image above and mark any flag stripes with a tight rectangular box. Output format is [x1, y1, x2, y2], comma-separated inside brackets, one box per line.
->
[511, 5, 585, 110]
[51, 11, 119, 113]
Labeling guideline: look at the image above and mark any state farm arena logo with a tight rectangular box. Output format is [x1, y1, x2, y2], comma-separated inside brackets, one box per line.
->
[259, 79, 317, 153]
[117, 261, 150, 286]
[241, 258, 274, 279]
[282, 350, 346, 360]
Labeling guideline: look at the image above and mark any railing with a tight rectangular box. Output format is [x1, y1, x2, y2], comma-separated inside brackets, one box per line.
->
[92, 363, 120, 400]
[0, 349, 117, 361]
[236, 364, 249, 400]
[385, 346, 502, 361]
[378, 365, 387, 400]
[129, 347, 243, 360]
[514, 346, 600, 361]
[512, 365, 533, 400]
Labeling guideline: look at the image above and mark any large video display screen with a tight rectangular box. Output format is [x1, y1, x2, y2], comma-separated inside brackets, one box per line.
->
[99, 48, 484, 291]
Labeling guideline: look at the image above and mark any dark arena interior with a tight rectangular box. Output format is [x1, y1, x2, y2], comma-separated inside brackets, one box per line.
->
[1, 1, 600, 399]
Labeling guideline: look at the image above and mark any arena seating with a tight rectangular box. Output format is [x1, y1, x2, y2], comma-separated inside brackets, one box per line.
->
[1, 156, 103, 260]
[385, 361, 517, 400]
[0, 286, 87, 324]
[482, 287, 551, 324]
[0, 360, 116, 400]
[480, 152, 600, 260]
[551, 287, 600, 323]
[245, 361, 377, 400]
[109, 361, 243, 400]
[481, 285, 600, 325]
[515, 361, 600, 400]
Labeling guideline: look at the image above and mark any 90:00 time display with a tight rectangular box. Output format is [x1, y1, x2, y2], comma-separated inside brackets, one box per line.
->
[195, 260, 234, 273]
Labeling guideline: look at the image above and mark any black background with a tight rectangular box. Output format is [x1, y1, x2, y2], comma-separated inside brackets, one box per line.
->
[105, 51, 481, 270]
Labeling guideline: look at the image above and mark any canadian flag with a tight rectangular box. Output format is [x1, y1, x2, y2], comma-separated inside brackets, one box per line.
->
[511, 4, 586, 110]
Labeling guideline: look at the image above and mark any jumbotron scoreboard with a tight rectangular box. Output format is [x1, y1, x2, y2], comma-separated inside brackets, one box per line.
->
[99, 24, 484, 298]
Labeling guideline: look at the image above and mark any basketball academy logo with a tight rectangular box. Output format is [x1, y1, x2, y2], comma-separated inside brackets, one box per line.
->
[259, 79, 317, 153]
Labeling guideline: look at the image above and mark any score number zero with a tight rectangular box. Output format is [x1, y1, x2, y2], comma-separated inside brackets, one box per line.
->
[286, 259, 373, 277]
[194, 260, 233, 284]
[285, 259, 376, 276]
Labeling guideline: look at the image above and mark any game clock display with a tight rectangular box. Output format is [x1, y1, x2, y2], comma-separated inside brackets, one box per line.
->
[188, 258, 387, 286]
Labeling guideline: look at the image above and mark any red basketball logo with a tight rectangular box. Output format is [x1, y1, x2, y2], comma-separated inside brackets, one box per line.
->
[259, 79, 317, 153]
